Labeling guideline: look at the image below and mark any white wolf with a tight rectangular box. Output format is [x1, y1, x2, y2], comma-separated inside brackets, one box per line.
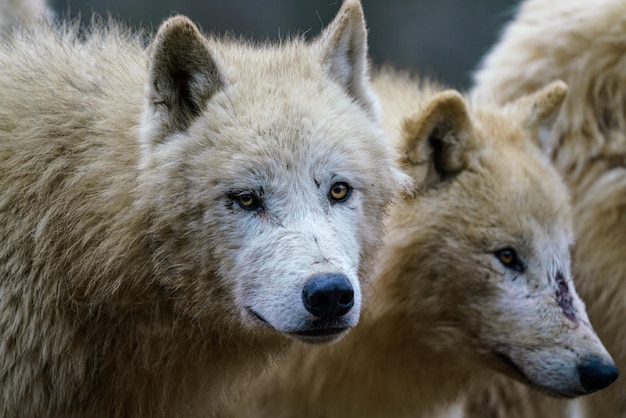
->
[0, 1, 407, 416]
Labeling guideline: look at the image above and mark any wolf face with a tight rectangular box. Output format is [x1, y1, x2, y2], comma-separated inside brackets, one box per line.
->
[136, 2, 405, 344]
[393, 81, 617, 396]
[468, 160, 612, 397]
[182, 93, 388, 343]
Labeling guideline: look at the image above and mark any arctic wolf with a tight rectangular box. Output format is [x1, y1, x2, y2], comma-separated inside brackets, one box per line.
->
[0, 1, 407, 416]
[232, 70, 617, 418]
[463, 0, 626, 416]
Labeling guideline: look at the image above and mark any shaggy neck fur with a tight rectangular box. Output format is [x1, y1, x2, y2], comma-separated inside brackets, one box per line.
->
[0, 21, 291, 418]
[0, 66, 290, 417]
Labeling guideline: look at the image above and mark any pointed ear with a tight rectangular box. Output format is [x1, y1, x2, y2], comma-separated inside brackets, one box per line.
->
[145, 16, 224, 142]
[400, 90, 477, 188]
[314, 0, 379, 120]
[515, 80, 567, 153]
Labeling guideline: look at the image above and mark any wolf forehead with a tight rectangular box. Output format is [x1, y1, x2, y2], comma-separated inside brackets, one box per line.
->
[177, 106, 389, 210]
[184, 97, 388, 190]
[186, 137, 382, 200]
[207, 38, 326, 83]
[456, 161, 573, 239]
[429, 129, 573, 243]
[169, 36, 385, 142]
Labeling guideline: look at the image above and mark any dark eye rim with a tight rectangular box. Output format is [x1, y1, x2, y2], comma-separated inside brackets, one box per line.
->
[228, 191, 264, 211]
[328, 181, 353, 204]
[494, 248, 525, 273]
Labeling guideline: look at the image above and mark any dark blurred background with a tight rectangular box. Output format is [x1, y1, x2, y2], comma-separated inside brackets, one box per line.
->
[49, 0, 521, 90]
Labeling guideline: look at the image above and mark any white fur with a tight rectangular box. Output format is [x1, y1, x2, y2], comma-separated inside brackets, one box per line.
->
[0, 0, 52, 27]
[0, 1, 407, 416]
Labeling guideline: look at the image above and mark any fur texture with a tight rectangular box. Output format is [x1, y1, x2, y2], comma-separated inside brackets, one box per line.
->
[466, 0, 626, 416]
[0, 1, 407, 416]
[231, 70, 614, 418]
[0, 0, 52, 26]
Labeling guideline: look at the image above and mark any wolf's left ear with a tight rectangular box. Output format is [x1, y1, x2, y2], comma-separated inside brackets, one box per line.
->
[515, 80, 567, 153]
[144, 16, 224, 143]
[314, 0, 379, 120]
[401, 90, 477, 189]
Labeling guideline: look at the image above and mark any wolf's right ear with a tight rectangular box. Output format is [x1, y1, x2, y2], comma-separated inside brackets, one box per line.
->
[400, 90, 477, 188]
[513, 80, 567, 154]
[314, 0, 379, 120]
[144, 16, 224, 143]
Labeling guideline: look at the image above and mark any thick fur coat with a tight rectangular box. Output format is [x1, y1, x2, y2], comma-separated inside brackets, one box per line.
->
[0, 1, 407, 416]
[0, 0, 51, 27]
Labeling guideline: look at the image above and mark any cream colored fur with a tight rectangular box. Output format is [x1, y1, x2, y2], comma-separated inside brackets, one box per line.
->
[465, 0, 626, 416]
[0, 0, 51, 26]
[0, 1, 408, 416]
[231, 70, 614, 418]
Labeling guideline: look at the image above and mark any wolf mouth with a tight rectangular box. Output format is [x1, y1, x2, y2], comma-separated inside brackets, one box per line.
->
[247, 308, 349, 343]
[291, 327, 348, 337]
[289, 327, 349, 344]
[291, 316, 351, 342]
[492, 351, 585, 399]
[249, 308, 269, 324]
[493, 351, 530, 384]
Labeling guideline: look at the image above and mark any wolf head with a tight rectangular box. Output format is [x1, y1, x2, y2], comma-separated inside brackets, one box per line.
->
[135, 1, 406, 344]
[387, 81, 617, 396]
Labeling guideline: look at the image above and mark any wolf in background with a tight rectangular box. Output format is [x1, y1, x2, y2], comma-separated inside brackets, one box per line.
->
[461, 0, 626, 416]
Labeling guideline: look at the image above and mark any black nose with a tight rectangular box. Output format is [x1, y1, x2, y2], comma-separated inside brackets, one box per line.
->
[578, 357, 619, 393]
[302, 273, 354, 319]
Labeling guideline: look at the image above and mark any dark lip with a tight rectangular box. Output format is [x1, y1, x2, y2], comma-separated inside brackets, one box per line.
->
[291, 327, 348, 338]
[289, 327, 349, 344]
[492, 351, 585, 399]
[249, 308, 269, 324]
[493, 351, 531, 383]
[247, 308, 350, 343]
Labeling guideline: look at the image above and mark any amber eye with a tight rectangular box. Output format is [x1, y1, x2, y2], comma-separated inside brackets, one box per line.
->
[494, 248, 524, 273]
[329, 182, 352, 203]
[498, 249, 514, 264]
[238, 193, 255, 207]
[230, 191, 262, 211]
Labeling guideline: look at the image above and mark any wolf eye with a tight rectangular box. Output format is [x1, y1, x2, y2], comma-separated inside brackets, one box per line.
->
[494, 248, 525, 273]
[230, 192, 262, 211]
[238, 194, 255, 207]
[498, 250, 514, 264]
[329, 182, 352, 203]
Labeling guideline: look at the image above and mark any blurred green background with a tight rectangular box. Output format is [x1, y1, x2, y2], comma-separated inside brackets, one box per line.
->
[49, 0, 521, 89]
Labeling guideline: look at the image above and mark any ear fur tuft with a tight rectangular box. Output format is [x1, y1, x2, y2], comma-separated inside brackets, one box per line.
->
[401, 90, 476, 187]
[145, 15, 224, 141]
[315, 0, 380, 120]
[513, 80, 568, 153]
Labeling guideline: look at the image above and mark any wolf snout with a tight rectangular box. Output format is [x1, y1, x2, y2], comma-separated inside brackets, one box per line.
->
[578, 357, 619, 393]
[302, 273, 354, 319]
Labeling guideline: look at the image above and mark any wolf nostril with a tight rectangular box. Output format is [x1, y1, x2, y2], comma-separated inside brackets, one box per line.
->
[302, 273, 354, 319]
[578, 357, 619, 393]
[338, 292, 352, 306]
